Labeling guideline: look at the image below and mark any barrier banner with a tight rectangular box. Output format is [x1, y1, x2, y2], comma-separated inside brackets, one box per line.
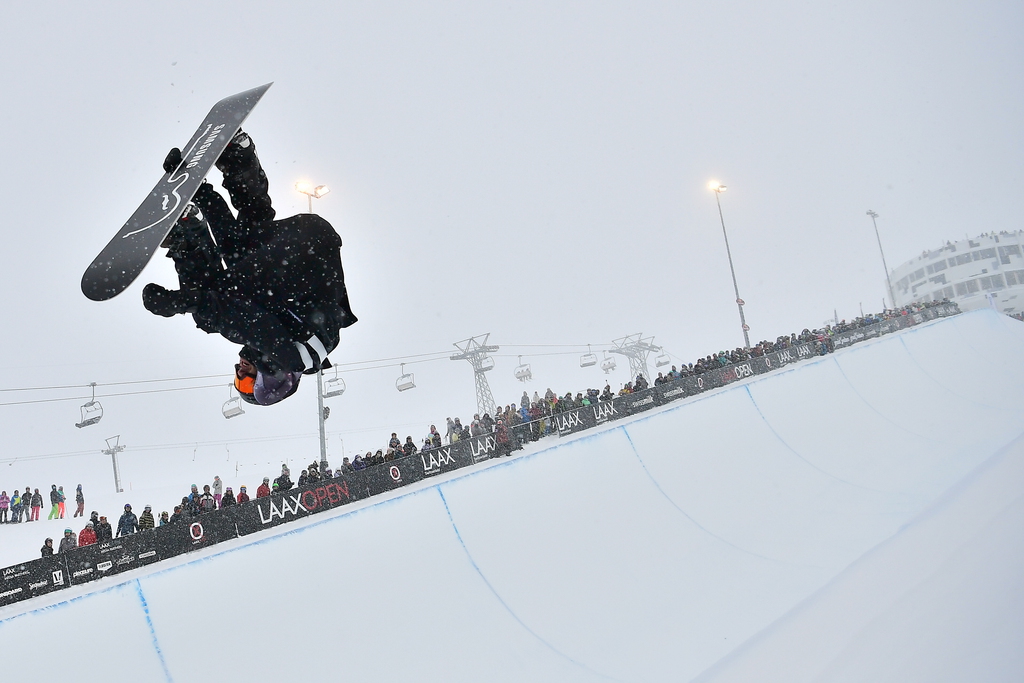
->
[359, 458, 427, 496]
[654, 380, 689, 404]
[153, 512, 239, 558]
[244, 477, 361, 533]
[619, 387, 659, 416]
[464, 433, 500, 463]
[64, 532, 159, 586]
[416, 442, 475, 476]
[0, 556, 69, 607]
[553, 406, 594, 436]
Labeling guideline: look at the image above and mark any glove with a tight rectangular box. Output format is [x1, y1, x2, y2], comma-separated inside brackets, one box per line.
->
[163, 148, 183, 174]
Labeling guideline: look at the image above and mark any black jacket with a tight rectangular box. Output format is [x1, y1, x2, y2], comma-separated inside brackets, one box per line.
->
[95, 521, 113, 541]
[184, 162, 357, 377]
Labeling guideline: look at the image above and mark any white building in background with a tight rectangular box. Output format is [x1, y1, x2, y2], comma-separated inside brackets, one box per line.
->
[890, 231, 1024, 314]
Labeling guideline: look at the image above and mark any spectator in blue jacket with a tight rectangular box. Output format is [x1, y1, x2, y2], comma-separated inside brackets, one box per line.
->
[116, 504, 139, 536]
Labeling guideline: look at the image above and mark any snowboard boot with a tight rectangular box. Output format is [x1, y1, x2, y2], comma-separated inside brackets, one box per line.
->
[142, 284, 204, 318]
[215, 129, 257, 174]
[163, 147, 183, 174]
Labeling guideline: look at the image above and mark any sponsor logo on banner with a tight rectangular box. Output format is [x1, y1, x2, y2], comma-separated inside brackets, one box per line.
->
[796, 345, 812, 357]
[777, 349, 794, 363]
[913, 313, 923, 323]
[555, 411, 583, 434]
[629, 395, 655, 410]
[139, 551, 156, 560]
[0, 587, 22, 599]
[591, 401, 617, 424]
[51, 570, 64, 586]
[764, 357, 773, 368]
[97, 561, 112, 572]
[470, 436, 497, 463]
[421, 447, 456, 475]
[696, 376, 705, 389]
[3, 566, 29, 580]
[72, 568, 94, 579]
[661, 386, 685, 400]
[190, 523, 205, 541]
[389, 465, 402, 483]
[257, 481, 351, 525]
[734, 363, 754, 379]
[29, 580, 47, 590]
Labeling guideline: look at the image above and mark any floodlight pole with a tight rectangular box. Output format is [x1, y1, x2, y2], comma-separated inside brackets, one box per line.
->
[712, 184, 751, 349]
[866, 210, 896, 308]
[102, 436, 125, 493]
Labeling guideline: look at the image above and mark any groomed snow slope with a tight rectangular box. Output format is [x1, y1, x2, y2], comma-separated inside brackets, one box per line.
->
[2, 310, 1023, 682]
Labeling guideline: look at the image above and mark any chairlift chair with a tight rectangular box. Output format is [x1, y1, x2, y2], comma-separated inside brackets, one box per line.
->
[655, 353, 671, 367]
[580, 344, 598, 368]
[323, 368, 346, 398]
[479, 355, 495, 372]
[396, 363, 416, 392]
[222, 384, 245, 419]
[75, 382, 103, 428]
[514, 355, 532, 382]
[600, 353, 616, 374]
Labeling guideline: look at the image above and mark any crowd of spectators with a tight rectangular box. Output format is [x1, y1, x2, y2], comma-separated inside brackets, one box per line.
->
[1, 483, 85, 526]
[9, 299, 961, 564]
[345, 300, 961, 461]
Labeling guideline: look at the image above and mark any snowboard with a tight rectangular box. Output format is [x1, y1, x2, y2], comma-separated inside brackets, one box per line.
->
[81, 83, 273, 302]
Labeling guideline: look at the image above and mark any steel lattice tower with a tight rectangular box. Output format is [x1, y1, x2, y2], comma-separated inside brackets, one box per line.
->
[609, 334, 661, 384]
[451, 334, 499, 417]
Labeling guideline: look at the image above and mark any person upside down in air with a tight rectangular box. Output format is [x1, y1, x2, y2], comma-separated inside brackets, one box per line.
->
[143, 130, 357, 405]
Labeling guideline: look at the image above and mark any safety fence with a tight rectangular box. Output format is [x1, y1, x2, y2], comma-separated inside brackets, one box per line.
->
[0, 303, 960, 609]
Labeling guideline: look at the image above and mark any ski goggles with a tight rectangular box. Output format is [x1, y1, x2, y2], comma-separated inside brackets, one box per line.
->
[234, 372, 259, 404]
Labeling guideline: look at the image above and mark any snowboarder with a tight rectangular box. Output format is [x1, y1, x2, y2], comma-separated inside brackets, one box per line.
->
[142, 131, 357, 406]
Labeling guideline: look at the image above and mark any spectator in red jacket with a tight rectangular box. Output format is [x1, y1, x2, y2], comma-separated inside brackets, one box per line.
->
[78, 521, 97, 546]
[237, 486, 250, 504]
[256, 477, 271, 498]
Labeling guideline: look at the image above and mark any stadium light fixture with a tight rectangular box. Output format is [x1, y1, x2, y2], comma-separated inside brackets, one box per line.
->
[295, 181, 330, 212]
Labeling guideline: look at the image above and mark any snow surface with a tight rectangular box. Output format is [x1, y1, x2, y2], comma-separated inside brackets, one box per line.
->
[1, 309, 1022, 681]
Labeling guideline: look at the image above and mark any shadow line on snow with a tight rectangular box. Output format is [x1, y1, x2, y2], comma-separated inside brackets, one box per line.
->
[744, 386, 891, 494]
[436, 487, 622, 683]
[620, 426, 826, 569]
[830, 357, 940, 443]
[897, 336, 1007, 412]
[135, 579, 174, 683]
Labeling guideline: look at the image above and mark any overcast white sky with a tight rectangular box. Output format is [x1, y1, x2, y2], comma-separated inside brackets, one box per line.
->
[0, 1, 1021, 488]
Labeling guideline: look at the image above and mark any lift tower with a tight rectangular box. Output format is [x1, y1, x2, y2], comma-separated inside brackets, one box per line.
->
[609, 334, 661, 385]
[451, 334, 499, 417]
